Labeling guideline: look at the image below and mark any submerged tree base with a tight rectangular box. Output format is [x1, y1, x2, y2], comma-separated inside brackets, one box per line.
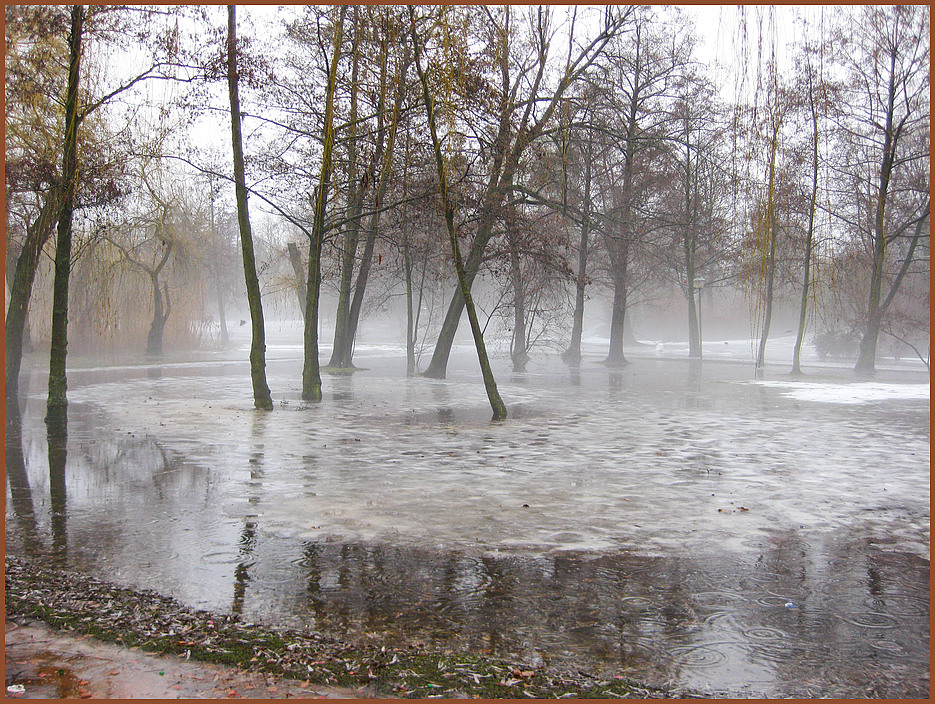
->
[319, 365, 367, 375]
[5, 556, 678, 699]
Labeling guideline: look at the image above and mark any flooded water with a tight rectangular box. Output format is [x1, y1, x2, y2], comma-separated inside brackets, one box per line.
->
[6, 327, 930, 698]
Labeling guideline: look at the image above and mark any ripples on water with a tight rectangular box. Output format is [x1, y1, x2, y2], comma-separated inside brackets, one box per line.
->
[5, 352, 930, 698]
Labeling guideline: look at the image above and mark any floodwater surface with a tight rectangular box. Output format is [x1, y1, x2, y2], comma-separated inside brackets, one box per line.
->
[5, 331, 930, 698]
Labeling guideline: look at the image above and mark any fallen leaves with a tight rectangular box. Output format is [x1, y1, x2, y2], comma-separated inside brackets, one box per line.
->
[5, 555, 676, 700]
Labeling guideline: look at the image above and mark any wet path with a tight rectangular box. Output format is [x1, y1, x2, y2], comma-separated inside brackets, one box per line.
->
[5, 345, 930, 698]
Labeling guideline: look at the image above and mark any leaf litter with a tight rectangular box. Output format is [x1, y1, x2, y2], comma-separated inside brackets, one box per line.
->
[5, 555, 679, 699]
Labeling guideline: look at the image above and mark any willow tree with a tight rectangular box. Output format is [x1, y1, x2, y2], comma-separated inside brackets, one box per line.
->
[5, 6, 66, 399]
[752, 95, 784, 377]
[790, 38, 831, 376]
[227, 4, 272, 409]
[410, 5, 507, 420]
[8, 5, 183, 408]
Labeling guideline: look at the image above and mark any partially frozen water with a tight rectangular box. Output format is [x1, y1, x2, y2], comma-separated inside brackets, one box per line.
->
[6, 330, 930, 698]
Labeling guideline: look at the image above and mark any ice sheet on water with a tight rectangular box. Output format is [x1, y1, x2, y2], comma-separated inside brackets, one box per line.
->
[53, 350, 930, 561]
[9, 345, 931, 698]
[747, 380, 930, 404]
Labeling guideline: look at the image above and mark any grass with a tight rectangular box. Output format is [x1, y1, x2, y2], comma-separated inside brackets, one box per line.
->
[5, 555, 678, 699]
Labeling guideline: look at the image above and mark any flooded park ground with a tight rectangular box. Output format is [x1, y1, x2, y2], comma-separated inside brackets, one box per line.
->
[5, 322, 930, 698]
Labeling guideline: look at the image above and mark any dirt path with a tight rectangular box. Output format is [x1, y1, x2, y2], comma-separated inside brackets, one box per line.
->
[5, 618, 381, 699]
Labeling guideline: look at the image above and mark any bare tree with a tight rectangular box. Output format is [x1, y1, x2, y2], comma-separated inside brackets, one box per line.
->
[834, 6, 930, 375]
[228, 4, 272, 409]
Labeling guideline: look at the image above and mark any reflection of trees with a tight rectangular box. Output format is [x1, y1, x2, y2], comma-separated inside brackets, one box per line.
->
[5, 399, 42, 555]
[283, 534, 925, 696]
[232, 414, 267, 617]
[46, 412, 68, 566]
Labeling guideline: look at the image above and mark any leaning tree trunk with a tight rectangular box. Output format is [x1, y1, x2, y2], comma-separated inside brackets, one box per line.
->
[46, 5, 85, 421]
[228, 4, 272, 410]
[411, 7, 507, 420]
[6, 188, 60, 398]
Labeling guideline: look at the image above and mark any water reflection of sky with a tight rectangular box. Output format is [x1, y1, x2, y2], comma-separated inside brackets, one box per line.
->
[5, 347, 930, 698]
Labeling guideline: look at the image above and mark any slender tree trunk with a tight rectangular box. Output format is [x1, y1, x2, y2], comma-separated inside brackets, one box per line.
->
[855, 52, 900, 377]
[335, 34, 408, 369]
[328, 11, 362, 369]
[46, 5, 85, 421]
[404, 244, 416, 376]
[411, 7, 507, 420]
[509, 243, 529, 373]
[402, 131, 418, 377]
[682, 124, 702, 359]
[302, 5, 346, 401]
[228, 4, 273, 410]
[286, 241, 307, 316]
[792, 86, 820, 376]
[6, 189, 60, 398]
[755, 120, 781, 377]
[217, 281, 229, 346]
[563, 130, 592, 367]
[755, 223, 777, 377]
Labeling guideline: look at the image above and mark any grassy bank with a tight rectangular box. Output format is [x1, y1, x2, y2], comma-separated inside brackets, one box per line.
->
[5, 556, 679, 699]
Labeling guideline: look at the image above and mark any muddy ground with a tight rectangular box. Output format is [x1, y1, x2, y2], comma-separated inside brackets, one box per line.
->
[5, 617, 373, 700]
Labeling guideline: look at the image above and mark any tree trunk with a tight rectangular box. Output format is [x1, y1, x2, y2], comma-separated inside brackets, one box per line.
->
[228, 4, 273, 410]
[328, 12, 362, 369]
[683, 123, 701, 359]
[146, 279, 171, 356]
[754, 119, 781, 378]
[332, 30, 408, 370]
[302, 5, 346, 401]
[286, 241, 307, 316]
[217, 281, 230, 347]
[604, 238, 629, 367]
[855, 52, 899, 377]
[687, 281, 700, 357]
[791, 83, 820, 376]
[563, 130, 592, 367]
[411, 7, 507, 420]
[404, 244, 416, 376]
[6, 189, 60, 398]
[421, 181, 507, 378]
[46, 5, 85, 421]
[754, 226, 777, 377]
[509, 244, 528, 373]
